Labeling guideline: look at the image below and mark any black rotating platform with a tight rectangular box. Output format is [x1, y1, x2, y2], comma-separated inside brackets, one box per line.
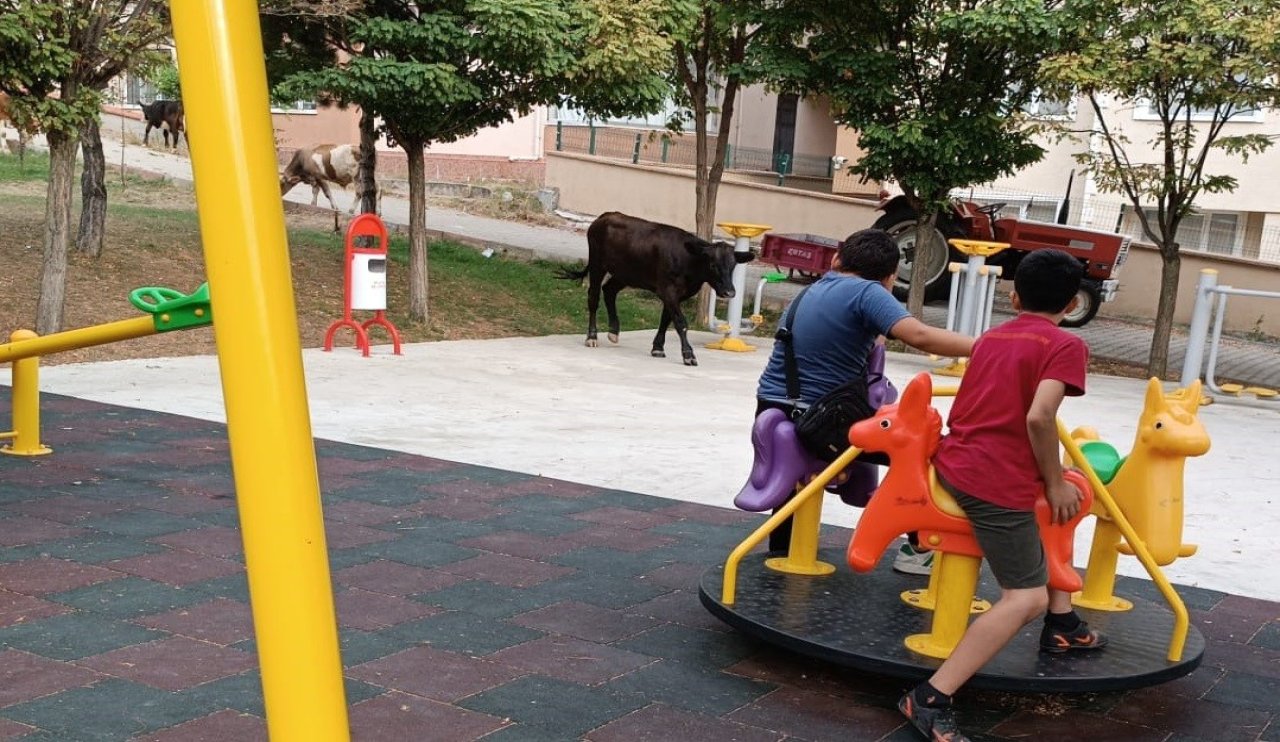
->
[699, 548, 1204, 692]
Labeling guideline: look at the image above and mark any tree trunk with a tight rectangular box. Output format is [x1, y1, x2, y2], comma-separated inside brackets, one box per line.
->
[404, 140, 429, 323]
[1147, 246, 1181, 379]
[906, 212, 937, 319]
[76, 117, 107, 257]
[357, 111, 378, 215]
[37, 128, 80, 335]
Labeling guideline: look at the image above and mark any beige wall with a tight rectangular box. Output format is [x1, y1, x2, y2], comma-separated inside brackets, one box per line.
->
[1102, 244, 1280, 336]
[421, 110, 544, 159]
[730, 86, 776, 152]
[547, 152, 879, 239]
[271, 105, 360, 149]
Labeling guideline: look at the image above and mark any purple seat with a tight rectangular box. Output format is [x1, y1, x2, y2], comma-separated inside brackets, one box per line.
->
[734, 410, 881, 511]
[734, 345, 897, 512]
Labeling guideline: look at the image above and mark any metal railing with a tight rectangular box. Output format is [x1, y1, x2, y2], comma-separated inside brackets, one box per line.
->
[1180, 268, 1280, 394]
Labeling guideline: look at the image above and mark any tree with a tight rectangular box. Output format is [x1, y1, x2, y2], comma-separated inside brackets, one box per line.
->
[754, 0, 1070, 317]
[671, 1, 758, 243]
[278, 0, 686, 324]
[0, 1, 167, 334]
[1041, 0, 1280, 377]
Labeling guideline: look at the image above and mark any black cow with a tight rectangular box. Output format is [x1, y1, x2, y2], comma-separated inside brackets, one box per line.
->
[557, 212, 753, 366]
[139, 100, 185, 149]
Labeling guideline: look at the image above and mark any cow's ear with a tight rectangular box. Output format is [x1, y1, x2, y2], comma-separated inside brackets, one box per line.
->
[684, 237, 709, 256]
[735, 250, 755, 265]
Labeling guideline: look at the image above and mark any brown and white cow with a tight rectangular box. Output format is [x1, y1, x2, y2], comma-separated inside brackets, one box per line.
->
[557, 212, 753, 366]
[279, 143, 378, 215]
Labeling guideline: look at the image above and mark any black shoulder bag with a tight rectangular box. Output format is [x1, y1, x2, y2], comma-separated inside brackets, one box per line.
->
[778, 286, 880, 462]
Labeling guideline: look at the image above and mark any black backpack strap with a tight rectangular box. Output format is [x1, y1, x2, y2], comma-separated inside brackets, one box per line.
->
[776, 285, 813, 405]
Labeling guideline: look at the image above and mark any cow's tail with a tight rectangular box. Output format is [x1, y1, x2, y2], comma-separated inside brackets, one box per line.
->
[555, 263, 589, 283]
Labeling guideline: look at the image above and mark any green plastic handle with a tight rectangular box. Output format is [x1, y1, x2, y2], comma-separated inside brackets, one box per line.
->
[128, 284, 213, 332]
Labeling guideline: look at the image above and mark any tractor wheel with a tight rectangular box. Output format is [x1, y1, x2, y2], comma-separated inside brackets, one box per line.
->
[872, 212, 962, 302]
[1061, 280, 1102, 328]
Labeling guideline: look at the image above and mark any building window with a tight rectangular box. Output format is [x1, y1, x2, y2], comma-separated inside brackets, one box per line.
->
[1127, 208, 1243, 255]
[957, 192, 1064, 223]
[1133, 100, 1265, 123]
[271, 101, 319, 114]
[1024, 94, 1073, 120]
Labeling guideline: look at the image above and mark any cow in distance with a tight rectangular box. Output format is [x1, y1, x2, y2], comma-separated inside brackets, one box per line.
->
[557, 212, 753, 366]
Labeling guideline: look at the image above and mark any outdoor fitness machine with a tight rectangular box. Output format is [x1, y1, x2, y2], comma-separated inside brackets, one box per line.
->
[701, 375, 1208, 692]
[706, 222, 771, 353]
[936, 238, 1007, 376]
[1180, 268, 1279, 401]
[0, 285, 212, 457]
[324, 213, 402, 357]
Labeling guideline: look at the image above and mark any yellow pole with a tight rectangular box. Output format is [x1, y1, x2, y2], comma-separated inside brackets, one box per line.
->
[1075, 519, 1133, 611]
[721, 445, 862, 604]
[169, 2, 348, 738]
[0, 317, 156, 364]
[905, 553, 981, 659]
[764, 485, 835, 576]
[2, 330, 51, 456]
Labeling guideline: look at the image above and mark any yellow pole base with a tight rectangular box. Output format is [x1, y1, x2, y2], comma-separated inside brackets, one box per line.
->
[1072, 593, 1134, 612]
[900, 588, 990, 614]
[705, 337, 757, 352]
[764, 556, 836, 575]
[0, 443, 53, 457]
[934, 359, 967, 377]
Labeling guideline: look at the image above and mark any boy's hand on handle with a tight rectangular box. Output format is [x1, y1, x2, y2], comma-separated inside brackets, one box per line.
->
[1046, 478, 1083, 525]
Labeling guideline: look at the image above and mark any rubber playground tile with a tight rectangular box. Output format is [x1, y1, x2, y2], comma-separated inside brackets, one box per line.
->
[549, 546, 677, 579]
[186, 572, 251, 603]
[626, 590, 735, 633]
[0, 612, 167, 661]
[569, 505, 683, 531]
[587, 703, 783, 742]
[321, 521, 398, 551]
[325, 481, 442, 508]
[0, 591, 72, 629]
[1252, 621, 1280, 651]
[334, 559, 467, 597]
[109, 550, 243, 587]
[570, 523, 679, 553]
[1202, 639, 1280, 680]
[0, 719, 35, 740]
[353, 534, 478, 570]
[488, 635, 657, 686]
[726, 686, 910, 742]
[528, 572, 669, 612]
[348, 691, 508, 742]
[449, 465, 537, 487]
[81, 509, 208, 540]
[417, 477, 540, 503]
[456, 675, 647, 738]
[348, 645, 526, 702]
[507, 601, 661, 644]
[0, 677, 192, 741]
[454, 530, 578, 561]
[496, 494, 603, 517]
[0, 516, 89, 549]
[0, 558, 123, 595]
[437, 552, 577, 589]
[413, 580, 559, 620]
[382, 611, 545, 656]
[640, 562, 710, 591]
[47, 576, 208, 620]
[581, 489, 686, 513]
[135, 709, 267, 742]
[409, 495, 509, 522]
[370, 514, 497, 543]
[1114, 574, 1226, 612]
[0, 649, 103, 710]
[133, 598, 255, 646]
[602, 660, 778, 718]
[649, 500, 759, 527]
[321, 500, 418, 527]
[0, 495, 131, 524]
[612, 624, 764, 670]
[337, 627, 416, 666]
[148, 526, 243, 559]
[15, 533, 165, 565]
[994, 708, 1175, 742]
[1202, 671, 1280, 714]
[334, 588, 440, 631]
[76, 636, 257, 692]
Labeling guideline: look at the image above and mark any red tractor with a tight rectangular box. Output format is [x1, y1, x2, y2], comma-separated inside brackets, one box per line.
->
[873, 195, 1132, 327]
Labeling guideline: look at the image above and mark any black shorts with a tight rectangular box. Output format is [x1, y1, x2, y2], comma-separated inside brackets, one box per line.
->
[937, 471, 1047, 590]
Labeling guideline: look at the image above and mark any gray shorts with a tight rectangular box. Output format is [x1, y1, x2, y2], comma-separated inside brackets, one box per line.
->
[937, 472, 1048, 590]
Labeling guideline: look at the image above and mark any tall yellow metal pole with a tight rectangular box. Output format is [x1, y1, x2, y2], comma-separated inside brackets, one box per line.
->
[168, 2, 349, 738]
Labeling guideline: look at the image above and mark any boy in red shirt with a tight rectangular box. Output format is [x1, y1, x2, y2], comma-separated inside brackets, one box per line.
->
[899, 249, 1107, 742]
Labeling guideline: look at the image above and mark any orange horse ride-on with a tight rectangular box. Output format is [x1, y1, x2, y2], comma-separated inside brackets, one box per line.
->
[845, 373, 1094, 658]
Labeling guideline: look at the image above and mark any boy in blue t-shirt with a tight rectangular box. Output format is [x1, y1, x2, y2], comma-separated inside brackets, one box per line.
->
[755, 229, 973, 559]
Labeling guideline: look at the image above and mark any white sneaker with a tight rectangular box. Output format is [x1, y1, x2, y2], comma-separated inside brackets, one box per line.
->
[893, 543, 934, 575]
